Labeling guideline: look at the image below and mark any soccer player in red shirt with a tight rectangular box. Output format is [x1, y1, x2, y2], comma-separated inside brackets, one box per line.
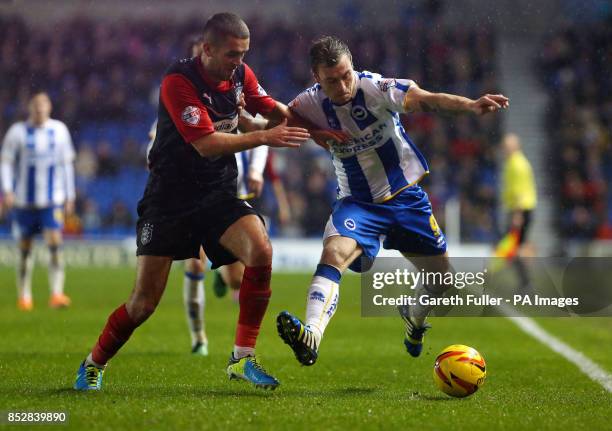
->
[74, 13, 310, 391]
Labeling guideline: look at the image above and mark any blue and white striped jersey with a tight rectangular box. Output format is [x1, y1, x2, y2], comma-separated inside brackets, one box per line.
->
[289, 71, 428, 203]
[1, 119, 75, 208]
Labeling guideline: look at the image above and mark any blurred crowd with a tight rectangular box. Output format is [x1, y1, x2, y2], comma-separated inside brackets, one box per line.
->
[0, 8, 502, 240]
[538, 18, 612, 240]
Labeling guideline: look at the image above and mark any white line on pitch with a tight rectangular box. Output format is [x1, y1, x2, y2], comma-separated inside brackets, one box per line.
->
[507, 315, 612, 393]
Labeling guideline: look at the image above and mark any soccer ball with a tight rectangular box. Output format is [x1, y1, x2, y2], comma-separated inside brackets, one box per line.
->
[433, 344, 486, 398]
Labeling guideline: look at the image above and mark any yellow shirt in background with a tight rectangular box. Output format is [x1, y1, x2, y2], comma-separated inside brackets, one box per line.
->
[502, 151, 537, 210]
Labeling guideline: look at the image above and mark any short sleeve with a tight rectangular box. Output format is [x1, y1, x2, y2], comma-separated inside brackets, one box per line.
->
[363, 71, 415, 114]
[243, 64, 276, 116]
[161, 74, 215, 143]
[288, 87, 327, 127]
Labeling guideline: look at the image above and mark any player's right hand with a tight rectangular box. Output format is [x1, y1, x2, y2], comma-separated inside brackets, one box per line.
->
[264, 118, 310, 148]
[3, 192, 14, 212]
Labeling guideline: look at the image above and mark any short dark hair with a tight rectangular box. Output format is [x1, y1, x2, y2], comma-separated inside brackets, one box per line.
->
[29, 90, 49, 100]
[203, 13, 249, 45]
[309, 36, 352, 72]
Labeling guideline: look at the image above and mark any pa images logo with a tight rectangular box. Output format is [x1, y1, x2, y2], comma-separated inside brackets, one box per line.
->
[141, 223, 154, 246]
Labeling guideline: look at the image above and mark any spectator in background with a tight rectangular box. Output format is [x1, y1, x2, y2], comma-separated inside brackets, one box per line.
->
[103, 200, 133, 229]
[96, 140, 119, 177]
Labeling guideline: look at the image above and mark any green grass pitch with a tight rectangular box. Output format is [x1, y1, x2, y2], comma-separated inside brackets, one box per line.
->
[0, 266, 611, 430]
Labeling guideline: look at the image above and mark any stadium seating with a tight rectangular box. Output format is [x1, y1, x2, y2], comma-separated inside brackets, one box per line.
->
[0, 13, 501, 240]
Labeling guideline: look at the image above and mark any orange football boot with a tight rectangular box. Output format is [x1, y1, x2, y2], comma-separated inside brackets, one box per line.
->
[49, 293, 71, 308]
[17, 297, 33, 311]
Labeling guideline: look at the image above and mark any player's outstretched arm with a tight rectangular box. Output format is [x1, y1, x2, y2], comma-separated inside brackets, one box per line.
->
[274, 102, 349, 149]
[237, 111, 269, 133]
[403, 83, 509, 116]
[191, 119, 310, 158]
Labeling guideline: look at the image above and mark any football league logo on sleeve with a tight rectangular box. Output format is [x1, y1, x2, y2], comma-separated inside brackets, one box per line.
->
[181, 106, 200, 125]
[256, 84, 268, 96]
[378, 79, 397, 92]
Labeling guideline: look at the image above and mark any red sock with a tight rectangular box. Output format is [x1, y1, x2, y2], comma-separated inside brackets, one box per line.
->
[235, 265, 272, 348]
[91, 304, 138, 365]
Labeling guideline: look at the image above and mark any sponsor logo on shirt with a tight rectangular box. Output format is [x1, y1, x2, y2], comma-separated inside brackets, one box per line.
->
[213, 116, 239, 133]
[202, 92, 213, 105]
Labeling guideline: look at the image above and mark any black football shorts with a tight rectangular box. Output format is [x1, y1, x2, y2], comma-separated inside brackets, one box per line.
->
[136, 196, 262, 268]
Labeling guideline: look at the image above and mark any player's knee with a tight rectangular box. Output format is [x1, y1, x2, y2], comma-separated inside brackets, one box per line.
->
[321, 243, 351, 269]
[427, 254, 451, 274]
[186, 258, 204, 275]
[245, 239, 272, 267]
[127, 298, 158, 325]
[19, 239, 33, 253]
[48, 244, 63, 265]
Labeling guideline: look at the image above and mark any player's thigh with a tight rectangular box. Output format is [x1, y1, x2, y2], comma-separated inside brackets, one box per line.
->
[128, 255, 173, 313]
[13, 208, 40, 241]
[320, 235, 363, 272]
[219, 214, 271, 266]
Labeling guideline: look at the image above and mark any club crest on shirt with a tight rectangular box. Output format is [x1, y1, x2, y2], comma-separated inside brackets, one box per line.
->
[234, 85, 243, 103]
[351, 105, 368, 121]
[181, 106, 200, 126]
[141, 223, 153, 245]
[344, 218, 356, 230]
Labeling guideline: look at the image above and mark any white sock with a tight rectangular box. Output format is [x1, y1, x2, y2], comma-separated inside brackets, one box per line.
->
[17, 249, 34, 300]
[183, 272, 206, 345]
[411, 283, 450, 327]
[85, 352, 104, 369]
[233, 346, 255, 359]
[48, 248, 65, 296]
[305, 275, 340, 347]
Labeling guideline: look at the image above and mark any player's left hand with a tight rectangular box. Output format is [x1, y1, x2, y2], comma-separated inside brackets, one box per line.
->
[237, 93, 246, 115]
[470, 94, 509, 115]
[64, 200, 75, 217]
[248, 172, 264, 198]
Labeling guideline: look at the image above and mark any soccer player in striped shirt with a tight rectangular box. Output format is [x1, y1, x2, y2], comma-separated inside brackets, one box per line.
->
[277, 36, 509, 365]
[1, 91, 75, 311]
